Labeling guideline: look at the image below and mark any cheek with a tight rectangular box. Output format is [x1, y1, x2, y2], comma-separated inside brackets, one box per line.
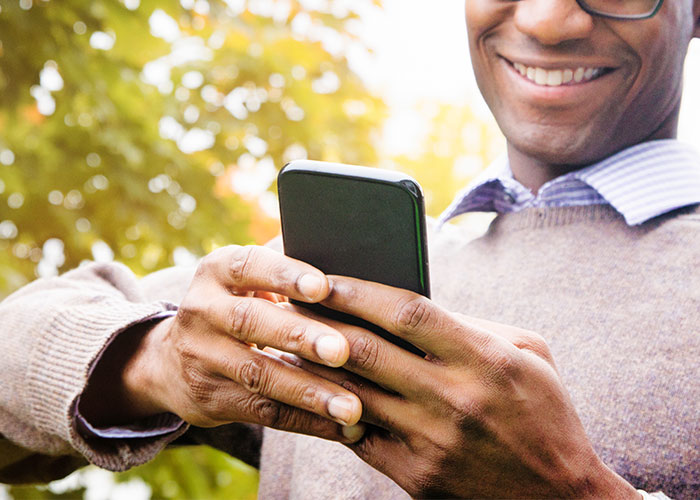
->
[637, 2, 693, 78]
[464, 2, 511, 50]
[464, 4, 511, 99]
[464, 0, 494, 25]
[616, 17, 687, 116]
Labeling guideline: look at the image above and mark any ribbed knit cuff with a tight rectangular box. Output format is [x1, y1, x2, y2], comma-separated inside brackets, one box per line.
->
[26, 298, 188, 471]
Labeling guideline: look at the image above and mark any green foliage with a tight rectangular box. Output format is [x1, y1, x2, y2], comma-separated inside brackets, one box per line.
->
[0, 0, 384, 497]
[115, 446, 259, 500]
[0, 0, 385, 296]
[0, 1, 502, 498]
[5, 483, 86, 500]
[6, 446, 258, 500]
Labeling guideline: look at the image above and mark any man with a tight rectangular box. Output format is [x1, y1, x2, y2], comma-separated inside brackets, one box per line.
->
[1, 0, 699, 497]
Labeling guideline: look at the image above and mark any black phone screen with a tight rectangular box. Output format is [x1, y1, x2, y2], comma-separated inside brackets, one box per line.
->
[279, 170, 428, 296]
[278, 162, 429, 356]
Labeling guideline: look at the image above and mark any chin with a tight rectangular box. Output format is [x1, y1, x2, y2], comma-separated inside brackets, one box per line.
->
[504, 123, 607, 168]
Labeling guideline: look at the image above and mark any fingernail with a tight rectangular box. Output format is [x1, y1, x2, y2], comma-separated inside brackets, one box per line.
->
[328, 395, 358, 425]
[298, 274, 324, 301]
[342, 423, 366, 442]
[315, 335, 345, 366]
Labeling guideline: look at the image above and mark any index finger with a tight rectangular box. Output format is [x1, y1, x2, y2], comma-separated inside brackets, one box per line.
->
[322, 276, 497, 363]
[198, 245, 330, 303]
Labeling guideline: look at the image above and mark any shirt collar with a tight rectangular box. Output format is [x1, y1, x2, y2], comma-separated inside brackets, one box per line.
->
[440, 139, 700, 226]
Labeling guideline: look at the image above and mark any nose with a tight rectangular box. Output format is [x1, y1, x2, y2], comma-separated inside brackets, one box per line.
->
[514, 0, 595, 45]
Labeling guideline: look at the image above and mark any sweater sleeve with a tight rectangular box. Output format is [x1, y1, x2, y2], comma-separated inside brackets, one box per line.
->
[0, 262, 190, 477]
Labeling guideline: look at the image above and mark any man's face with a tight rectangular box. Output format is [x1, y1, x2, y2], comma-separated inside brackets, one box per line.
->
[465, 0, 700, 167]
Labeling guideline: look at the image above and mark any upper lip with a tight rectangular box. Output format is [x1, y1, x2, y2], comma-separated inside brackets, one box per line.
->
[499, 54, 618, 70]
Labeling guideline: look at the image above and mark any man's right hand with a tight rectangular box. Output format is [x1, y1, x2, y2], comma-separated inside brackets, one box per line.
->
[81, 245, 365, 444]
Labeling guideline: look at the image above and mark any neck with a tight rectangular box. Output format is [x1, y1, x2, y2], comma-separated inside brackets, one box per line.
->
[507, 109, 681, 194]
[506, 145, 577, 194]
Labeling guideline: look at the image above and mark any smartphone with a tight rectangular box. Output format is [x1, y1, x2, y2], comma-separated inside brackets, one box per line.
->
[277, 160, 429, 356]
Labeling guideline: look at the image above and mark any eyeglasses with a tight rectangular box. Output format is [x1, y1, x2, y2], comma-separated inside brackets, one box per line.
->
[504, 0, 665, 20]
[575, 0, 664, 19]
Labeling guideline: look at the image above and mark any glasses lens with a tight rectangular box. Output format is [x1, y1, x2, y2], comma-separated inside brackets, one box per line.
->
[580, 0, 661, 17]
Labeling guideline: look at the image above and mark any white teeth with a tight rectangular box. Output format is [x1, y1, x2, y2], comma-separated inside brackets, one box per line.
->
[535, 67, 547, 85]
[512, 62, 605, 87]
[546, 70, 563, 86]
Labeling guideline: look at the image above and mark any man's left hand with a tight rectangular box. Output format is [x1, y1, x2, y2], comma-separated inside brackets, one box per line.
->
[274, 276, 639, 499]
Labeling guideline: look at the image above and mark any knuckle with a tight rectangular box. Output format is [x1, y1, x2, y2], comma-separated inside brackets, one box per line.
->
[175, 300, 200, 330]
[177, 343, 232, 426]
[296, 383, 320, 410]
[469, 348, 527, 407]
[195, 252, 218, 278]
[486, 348, 522, 382]
[252, 397, 284, 427]
[328, 277, 359, 304]
[435, 377, 486, 435]
[236, 357, 267, 394]
[340, 379, 361, 395]
[285, 324, 308, 353]
[229, 245, 257, 283]
[517, 332, 553, 361]
[175, 335, 199, 367]
[393, 296, 433, 334]
[348, 335, 381, 372]
[452, 393, 482, 419]
[448, 395, 487, 436]
[228, 299, 256, 342]
[182, 362, 217, 407]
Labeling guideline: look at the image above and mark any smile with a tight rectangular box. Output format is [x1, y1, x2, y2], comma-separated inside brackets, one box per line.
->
[508, 60, 612, 87]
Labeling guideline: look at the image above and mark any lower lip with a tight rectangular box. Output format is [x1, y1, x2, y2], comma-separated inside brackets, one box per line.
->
[501, 57, 614, 104]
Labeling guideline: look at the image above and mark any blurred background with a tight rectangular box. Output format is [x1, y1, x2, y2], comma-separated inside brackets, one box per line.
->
[0, 0, 698, 498]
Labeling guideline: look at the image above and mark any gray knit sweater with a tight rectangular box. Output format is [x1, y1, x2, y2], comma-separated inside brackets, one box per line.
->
[1, 205, 698, 498]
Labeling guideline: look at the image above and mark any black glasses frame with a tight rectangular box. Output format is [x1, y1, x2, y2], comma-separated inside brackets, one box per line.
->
[575, 0, 664, 20]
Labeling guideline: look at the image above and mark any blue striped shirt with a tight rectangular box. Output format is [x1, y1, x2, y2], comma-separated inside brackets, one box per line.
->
[440, 140, 700, 226]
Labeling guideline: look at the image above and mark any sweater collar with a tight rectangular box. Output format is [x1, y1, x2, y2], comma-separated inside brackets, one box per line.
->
[440, 139, 700, 226]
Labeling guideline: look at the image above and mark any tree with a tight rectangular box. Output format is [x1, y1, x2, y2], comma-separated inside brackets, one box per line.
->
[0, 0, 385, 297]
[0, 2, 503, 497]
[0, 0, 383, 497]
